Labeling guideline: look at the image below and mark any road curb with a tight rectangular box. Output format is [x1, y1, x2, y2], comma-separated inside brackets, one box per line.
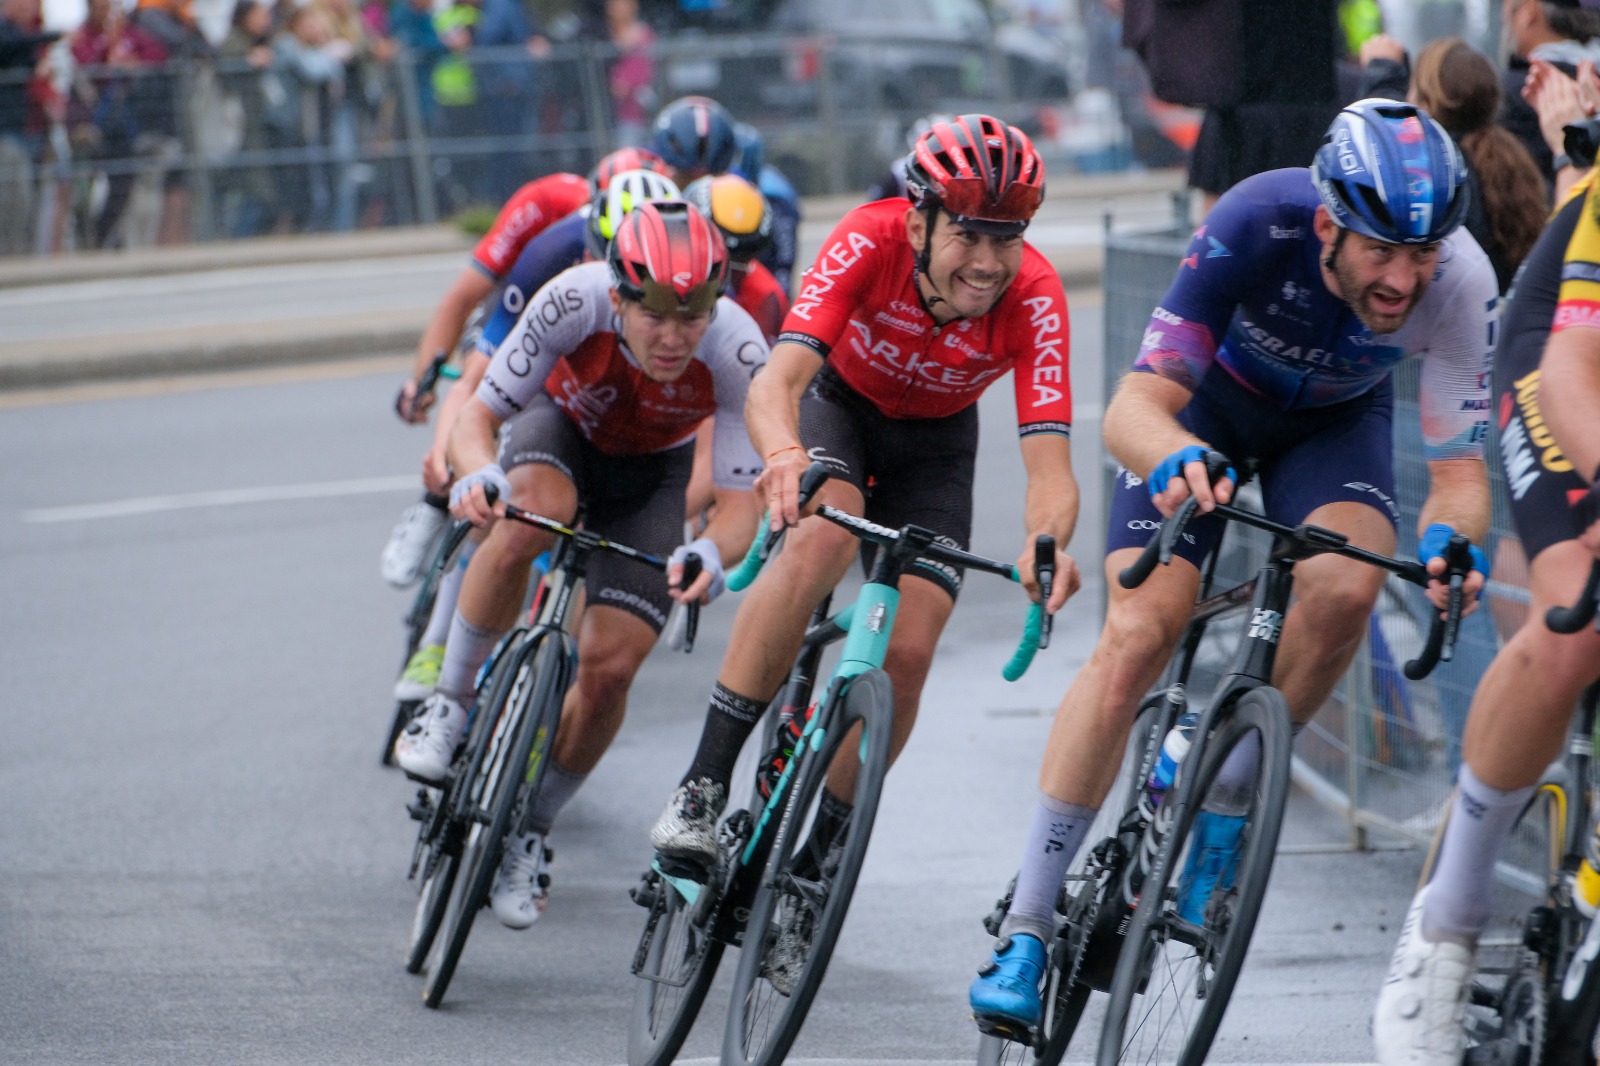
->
[0, 255, 1106, 391]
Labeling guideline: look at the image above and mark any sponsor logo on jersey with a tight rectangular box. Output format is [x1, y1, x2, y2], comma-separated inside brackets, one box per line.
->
[1553, 298, 1600, 332]
[844, 320, 1006, 391]
[1151, 305, 1183, 326]
[874, 308, 927, 336]
[1236, 318, 1338, 365]
[507, 286, 584, 374]
[789, 231, 877, 321]
[1023, 295, 1067, 409]
[552, 377, 621, 435]
[1269, 226, 1303, 240]
[1206, 237, 1230, 259]
[1508, 369, 1574, 481]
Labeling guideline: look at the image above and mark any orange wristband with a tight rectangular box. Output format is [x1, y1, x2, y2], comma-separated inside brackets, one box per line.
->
[765, 445, 805, 462]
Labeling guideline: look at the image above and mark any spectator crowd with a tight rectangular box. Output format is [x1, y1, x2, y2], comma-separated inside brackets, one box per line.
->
[0, 0, 658, 254]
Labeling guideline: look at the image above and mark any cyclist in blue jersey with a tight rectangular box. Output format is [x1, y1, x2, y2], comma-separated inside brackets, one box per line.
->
[969, 99, 1499, 1034]
[731, 122, 800, 293]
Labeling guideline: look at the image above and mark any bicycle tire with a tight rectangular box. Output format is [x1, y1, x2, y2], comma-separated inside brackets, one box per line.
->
[1096, 685, 1292, 1066]
[721, 667, 894, 1066]
[977, 699, 1167, 1066]
[422, 630, 569, 1008]
[627, 872, 728, 1066]
[401, 630, 535, 972]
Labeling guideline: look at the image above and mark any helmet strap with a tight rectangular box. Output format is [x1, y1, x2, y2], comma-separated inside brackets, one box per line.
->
[1322, 226, 1348, 274]
[913, 204, 951, 315]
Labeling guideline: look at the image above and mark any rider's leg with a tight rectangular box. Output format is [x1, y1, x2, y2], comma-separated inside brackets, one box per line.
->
[999, 548, 1201, 944]
[419, 531, 481, 649]
[1423, 539, 1600, 943]
[676, 477, 865, 794]
[435, 462, 574, 699]
[518, 605, 659, 833]
[1198, 500, 1393, 811]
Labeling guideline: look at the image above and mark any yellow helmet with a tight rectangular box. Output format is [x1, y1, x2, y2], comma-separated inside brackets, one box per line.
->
[683, 174, 772, 263]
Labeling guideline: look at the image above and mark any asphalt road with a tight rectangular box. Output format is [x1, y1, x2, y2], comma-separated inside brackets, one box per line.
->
[1, 289, 1434, 1065]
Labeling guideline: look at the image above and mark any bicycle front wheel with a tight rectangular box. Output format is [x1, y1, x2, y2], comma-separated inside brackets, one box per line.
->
[721, 668, 894, 1066]
[422, 631, 568, 1009]
[628, 870, 727, 1066]
[1096, 685, 1292, 1066]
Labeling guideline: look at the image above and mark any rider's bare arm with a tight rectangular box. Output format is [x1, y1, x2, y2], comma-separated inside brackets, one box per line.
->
[745, 341, 825, 528]
[413, 270, 492, 382]
[1103, 372, 1228, 513]
[1541, 327, 1600, 484]
[1018, 433, 1081, 610]
[423, 351, 493, 492]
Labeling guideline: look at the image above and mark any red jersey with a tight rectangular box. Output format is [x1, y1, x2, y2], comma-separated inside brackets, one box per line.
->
[470, 173, 591, 281]
[730, 259, 790, 343]
[782, 199, 1072, 435]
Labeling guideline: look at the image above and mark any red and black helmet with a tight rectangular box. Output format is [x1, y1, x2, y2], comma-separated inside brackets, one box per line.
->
[905, 114, 1045, 235]
[589, 146, 672, 195]
[607, 200, 729, 316]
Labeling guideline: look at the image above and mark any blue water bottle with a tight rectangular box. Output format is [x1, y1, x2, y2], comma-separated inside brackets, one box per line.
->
[1146, 709, 1201, 807]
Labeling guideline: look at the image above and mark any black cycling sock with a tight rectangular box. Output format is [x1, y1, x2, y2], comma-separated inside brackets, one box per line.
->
[682, 682, 769, 792]
[793, 787, 853, 883]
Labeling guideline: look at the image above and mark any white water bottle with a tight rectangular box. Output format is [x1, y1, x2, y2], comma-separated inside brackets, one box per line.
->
[1146, 710, 1201, 806]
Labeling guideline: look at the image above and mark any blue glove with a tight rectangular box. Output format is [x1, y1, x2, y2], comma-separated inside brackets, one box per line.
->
[1148, 445, 1236, 500]
[1418, 523, 1490, 594]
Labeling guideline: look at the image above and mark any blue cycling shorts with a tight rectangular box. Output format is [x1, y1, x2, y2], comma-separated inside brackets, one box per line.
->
[1105, 367, 1399, 568]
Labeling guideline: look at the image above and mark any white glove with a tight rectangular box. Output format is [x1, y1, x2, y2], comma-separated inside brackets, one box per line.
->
[449, 462, 511, 511]
[669, 536, 726, 603]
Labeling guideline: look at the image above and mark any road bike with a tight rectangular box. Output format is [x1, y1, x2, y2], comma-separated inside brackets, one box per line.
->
[402, 498, 701, 1008]
[628, 463, 1051, 1066]
[978, 462, 1466, 1066]
[1422, 558, 1600, 1066]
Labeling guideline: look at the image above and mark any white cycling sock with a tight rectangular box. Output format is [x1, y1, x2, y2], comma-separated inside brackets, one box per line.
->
[999, 793, 1098, 946]
[1423, 763, 1534, 946]
[420, 540, 477, 649]
[436, 611, 504, 701]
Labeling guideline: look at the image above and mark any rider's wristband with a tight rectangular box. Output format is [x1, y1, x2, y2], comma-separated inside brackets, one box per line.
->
[764, 445, 805, 464]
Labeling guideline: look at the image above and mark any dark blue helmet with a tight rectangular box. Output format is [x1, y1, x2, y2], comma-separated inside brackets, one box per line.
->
[650, 96, 739, 179]
[732, 122, 764, 183]
[1312, 99, 1468, 245]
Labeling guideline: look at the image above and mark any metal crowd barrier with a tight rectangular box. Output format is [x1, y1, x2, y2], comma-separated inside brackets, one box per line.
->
[0, 30, 1052, 255]
[1102, 225, 1541, 888]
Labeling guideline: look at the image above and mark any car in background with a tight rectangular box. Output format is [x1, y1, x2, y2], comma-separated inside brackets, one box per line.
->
[644, 0, 1071, 193]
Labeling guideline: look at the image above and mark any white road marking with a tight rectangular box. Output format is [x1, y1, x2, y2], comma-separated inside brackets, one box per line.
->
[22, 474, 417, 523]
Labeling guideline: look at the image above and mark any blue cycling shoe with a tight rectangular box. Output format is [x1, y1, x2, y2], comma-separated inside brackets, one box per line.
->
[1176, 811, 1246, 925]
[969, 933, 1046, 1032]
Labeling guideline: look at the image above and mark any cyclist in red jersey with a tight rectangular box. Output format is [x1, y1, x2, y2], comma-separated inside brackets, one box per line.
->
[394, 171, 591, 424]
[649, 115, 1083, 883]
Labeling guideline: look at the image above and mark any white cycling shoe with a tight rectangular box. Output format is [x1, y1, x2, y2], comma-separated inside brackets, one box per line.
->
[393, 693, 467, 784]
[490, 832, 551, 929]
[1373, 885, 1476, 1066]
[381, 499, 449, 587]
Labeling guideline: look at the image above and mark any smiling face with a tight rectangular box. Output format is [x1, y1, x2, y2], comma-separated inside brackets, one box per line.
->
[1314, 206, 1440, 335]
[611, 290, 713, 382]
[907, 207, 1024, 321]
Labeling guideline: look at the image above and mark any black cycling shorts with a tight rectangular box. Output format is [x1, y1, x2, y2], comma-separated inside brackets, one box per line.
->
[1494, 189, 1590, 562]
[498, 392, 690, 632]
[798, 363, 978, 599]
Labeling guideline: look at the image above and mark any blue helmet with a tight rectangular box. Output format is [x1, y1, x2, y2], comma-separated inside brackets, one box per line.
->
[1312, 99, 1469, 245]
[650, 96, 739, 179]
[732, 122, 764, 183]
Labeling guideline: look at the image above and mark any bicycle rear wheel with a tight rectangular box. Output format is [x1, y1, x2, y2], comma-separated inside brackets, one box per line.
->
[628, 869, 728, 1066]
[422, 630, 568, 1008]
[1096, 685, 1292, 1066]
[721, 668, 894, 1066]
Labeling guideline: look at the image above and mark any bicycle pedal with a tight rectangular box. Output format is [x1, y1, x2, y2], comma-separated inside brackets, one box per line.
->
[973, 1014, 1036, 1046]
[630, 871, 660, 909]
[654, 854, 711, 884]
[406, 788, 435, 822]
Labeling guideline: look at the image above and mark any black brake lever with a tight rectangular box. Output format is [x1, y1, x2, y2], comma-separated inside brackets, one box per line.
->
[679, 553, 703, 653]
[1405, 534, 1472, 680]
[1033, 534, 1056, 649]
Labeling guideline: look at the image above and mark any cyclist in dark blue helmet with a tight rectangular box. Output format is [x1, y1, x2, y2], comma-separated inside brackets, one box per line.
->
[650, 95, 739, 183]
[971, 98, 1497, 1041]
[730, 120, 801, 294]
